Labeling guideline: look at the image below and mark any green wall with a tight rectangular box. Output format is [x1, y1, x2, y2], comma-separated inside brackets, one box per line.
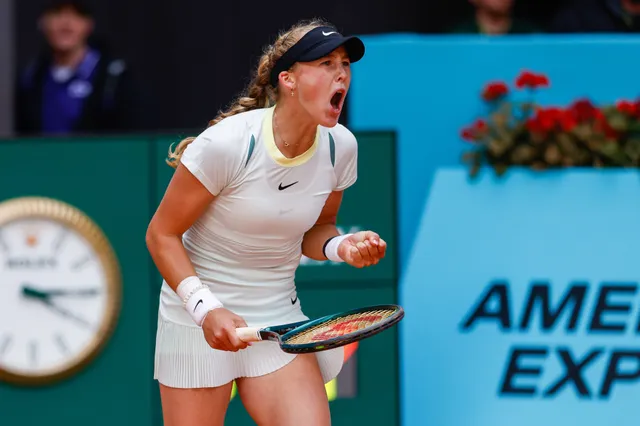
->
[0, 137, 155, 425]
[0, 130, 398, 426]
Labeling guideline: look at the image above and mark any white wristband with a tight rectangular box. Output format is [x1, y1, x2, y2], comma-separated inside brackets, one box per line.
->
[323, 233, 353, 262]
[176, 276, 223, 326]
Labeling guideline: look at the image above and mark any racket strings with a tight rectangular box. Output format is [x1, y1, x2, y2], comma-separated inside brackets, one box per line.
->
[283, 309, 396, 345]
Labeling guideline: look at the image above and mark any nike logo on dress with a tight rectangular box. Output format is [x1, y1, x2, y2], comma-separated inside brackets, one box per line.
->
[323, 31, 337, 36]
[278, 181, 298, 191]
[291, 296, 298, 305]
[194, 299, 203, 311]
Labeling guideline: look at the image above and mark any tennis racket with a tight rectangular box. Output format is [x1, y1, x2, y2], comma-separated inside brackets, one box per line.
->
[235, 304, 404, 354]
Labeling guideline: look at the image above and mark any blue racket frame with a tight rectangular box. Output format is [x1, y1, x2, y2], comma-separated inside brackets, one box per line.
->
[258, 304, 404, 354]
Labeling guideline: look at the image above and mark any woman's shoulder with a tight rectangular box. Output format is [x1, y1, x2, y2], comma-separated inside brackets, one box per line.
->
[322, 123, 358, 150]
[197, 108, 267, 144]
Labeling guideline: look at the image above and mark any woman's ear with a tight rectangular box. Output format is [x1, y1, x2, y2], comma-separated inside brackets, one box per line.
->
[279, 70, 296, 93]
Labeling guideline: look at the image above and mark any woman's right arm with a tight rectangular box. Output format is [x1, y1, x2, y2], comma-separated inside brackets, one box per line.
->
[146, 162, 248, 351]
[146, 162, 214, 291]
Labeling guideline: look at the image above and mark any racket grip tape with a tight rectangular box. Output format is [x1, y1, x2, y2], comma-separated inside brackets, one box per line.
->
[236, 327, 262, 342]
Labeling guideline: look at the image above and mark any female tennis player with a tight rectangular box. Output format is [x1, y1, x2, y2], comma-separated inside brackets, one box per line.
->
[146, 18, 386, 426]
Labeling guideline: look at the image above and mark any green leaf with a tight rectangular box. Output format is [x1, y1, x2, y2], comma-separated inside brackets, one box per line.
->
[544, 145, 562, 165]
[598, 142, 627, 164]
[510, 145, 536, 164]
[518, 101, 536, 116]
[572, 123, 593, 141]
[498, 101, 513, 118]
[531, 161, 547, 171]
[491, 113, 510, 132]
[608, 114, 629, 132]
[493, 163, 508, 176]
[585, 134, 605, 150]
[627, 121, 640, 133]
[557, 133, 578, 154]
[488, 138, 512, 157]
[624, 138, 640, 165]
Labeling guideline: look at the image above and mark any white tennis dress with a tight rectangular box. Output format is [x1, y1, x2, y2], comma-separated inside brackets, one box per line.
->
[153, 105, 358, 388]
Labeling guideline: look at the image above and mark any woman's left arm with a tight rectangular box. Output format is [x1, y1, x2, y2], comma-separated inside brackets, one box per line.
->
[302, 190, 386, 268]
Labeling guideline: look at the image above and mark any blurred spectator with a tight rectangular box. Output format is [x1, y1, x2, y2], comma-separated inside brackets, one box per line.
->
[14, 0, 139, 136]
[550, 0, 640, 32]
[449, 0, 542, 35]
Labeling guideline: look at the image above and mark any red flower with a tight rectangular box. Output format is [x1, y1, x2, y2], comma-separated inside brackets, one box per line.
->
[598, 120, 618, 139]
[482, 82, 509, 102]
[594, 114, 618, 139]
[540, 108, 562, 131]
[526, 107, 576, 134]
[525, 117, 543, 134]
[604, 124, 618, 139]
[515, 70, 550, 90]
[616, 100, 639, 117]
[461, 119, 488, 142]
[568, 99, 599, 122]
[461, 128, 475, 141]
[535, 74, 550, 88]
[560, 110, 578, 132]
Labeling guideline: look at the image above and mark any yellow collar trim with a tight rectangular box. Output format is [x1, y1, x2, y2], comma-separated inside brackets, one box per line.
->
[262, 105, 319, 167]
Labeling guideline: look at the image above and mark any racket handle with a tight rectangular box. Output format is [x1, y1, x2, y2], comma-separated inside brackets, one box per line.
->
[236, 327, 262, 342]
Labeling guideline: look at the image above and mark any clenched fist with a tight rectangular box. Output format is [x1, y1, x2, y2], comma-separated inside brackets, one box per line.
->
[337, 231, 387, 268]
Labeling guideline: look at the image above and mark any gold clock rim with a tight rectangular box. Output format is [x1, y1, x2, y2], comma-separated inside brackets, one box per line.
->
[0, 196, 122, 387]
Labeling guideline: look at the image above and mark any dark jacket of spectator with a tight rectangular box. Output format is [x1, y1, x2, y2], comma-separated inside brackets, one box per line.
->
[15, 47, 138, 135]
[551, 0, 640, 33]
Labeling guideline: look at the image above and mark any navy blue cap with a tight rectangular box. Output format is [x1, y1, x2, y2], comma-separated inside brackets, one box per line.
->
[270, 26, 365, 87]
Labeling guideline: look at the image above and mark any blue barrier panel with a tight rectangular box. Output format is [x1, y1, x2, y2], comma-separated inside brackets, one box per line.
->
[401, 167, 640, 426]
[349, 34, 640, 275]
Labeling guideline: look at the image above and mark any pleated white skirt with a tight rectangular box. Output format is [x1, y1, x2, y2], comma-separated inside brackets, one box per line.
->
[153, 314, 345, 388]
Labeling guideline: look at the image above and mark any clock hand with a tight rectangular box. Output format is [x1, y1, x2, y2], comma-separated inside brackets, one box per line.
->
[40, 288, 101, 297]
[40, 299, 94, 330]
[21, 284, 95, 329]
[22, 284, 100, 298]
[22, 286, 49, 301]
[22, 286, 93, 329]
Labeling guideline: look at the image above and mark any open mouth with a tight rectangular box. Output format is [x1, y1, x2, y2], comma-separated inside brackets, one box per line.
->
[330, 90, 345, 111]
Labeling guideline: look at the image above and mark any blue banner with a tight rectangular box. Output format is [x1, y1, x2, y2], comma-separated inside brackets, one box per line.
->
[401, 168, 640, 426]
[349, 34, 640, 274]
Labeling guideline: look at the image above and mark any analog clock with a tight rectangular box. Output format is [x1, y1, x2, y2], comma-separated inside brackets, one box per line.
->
[0, 197, 121, 386]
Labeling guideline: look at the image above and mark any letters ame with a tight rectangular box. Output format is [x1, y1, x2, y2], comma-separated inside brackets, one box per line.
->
[460, 280, 640, 333]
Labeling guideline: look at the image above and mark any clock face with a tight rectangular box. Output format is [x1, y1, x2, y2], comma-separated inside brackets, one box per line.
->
[0, 201, 120, 385]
